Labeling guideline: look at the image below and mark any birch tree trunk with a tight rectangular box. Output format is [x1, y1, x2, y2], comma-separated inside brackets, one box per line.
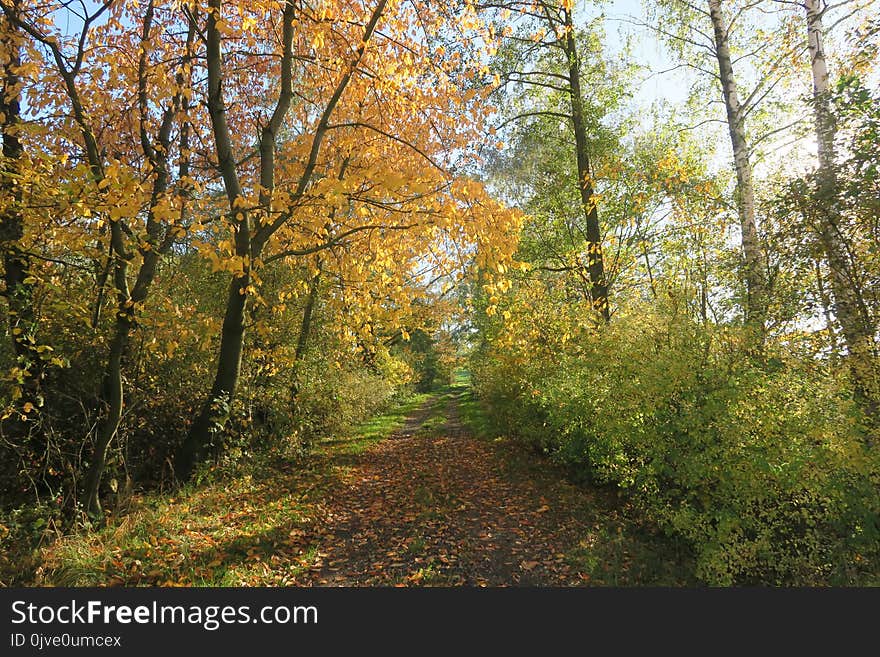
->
[708, 0, 768, 349]
[804, 0, 877, 425]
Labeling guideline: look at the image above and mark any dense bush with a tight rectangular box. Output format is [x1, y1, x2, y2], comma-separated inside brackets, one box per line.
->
[290, 348, 412, 448]
[473, 306, 880, 584]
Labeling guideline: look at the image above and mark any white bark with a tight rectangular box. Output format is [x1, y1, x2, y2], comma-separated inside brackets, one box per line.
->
[708, 0, 767, 345]
[804, 0, 877, 422]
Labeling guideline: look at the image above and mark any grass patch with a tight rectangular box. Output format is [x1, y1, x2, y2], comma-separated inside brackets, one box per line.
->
[416, 413, 448, 435]
[39, 466, 322, 587]
[322, 392, 432, 455]
[405, 535, 427, 555]
[457, 388, 492, 440]
[451, 369, 472, 387]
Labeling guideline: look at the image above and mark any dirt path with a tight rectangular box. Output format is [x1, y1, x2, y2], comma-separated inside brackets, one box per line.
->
[36, 386, 692, 587]
[293, 390, 597, 586]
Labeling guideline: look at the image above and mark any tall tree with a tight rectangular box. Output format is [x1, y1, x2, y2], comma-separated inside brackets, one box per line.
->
[801, 0, 878, 422]
[561, 4, 610, 320]
[707, 0, 768, 348]
[5, 0, 198, 514]
[488, 0, 613, 320]
[0, 1, 42, 409]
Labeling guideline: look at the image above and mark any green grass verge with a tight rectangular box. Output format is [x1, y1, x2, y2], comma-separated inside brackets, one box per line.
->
[456, 388, 491, 439]
[320, 392, 432, 455]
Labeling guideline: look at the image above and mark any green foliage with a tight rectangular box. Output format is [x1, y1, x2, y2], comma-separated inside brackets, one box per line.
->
[473, 304, 880, 585]
[393, 328, 455, 393]
[291, 354, 403, 447]
[0, 500, 64, 585]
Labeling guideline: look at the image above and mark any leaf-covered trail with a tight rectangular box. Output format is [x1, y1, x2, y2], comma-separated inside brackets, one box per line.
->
[293, 390, 599, 586]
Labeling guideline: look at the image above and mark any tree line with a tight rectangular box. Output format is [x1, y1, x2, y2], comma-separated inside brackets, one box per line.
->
[471, 0, 879, 584]
[1, 0, 878, 585]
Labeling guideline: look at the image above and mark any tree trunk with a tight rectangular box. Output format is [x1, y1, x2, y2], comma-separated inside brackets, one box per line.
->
[82, 310, 131, 515]
[177, 270, 249, 479]
[813, 259, 837, 355]
[84, 244, 167, 515]
[5, 2, 194, 512]
[563, 9, 610, 322]
[295, 268, 321, 362]
[175, 0, 251, 479]
[286, 268, 322, 414]
[81, 204, 134, 514]
[708, 0, 768, 348]
[804, 0, 878, 424]
[81, 3, 195, 514]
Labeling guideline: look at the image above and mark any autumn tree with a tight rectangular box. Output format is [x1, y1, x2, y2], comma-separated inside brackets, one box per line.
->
[175, 0, 520, 477]
[3, 0, 199, 514]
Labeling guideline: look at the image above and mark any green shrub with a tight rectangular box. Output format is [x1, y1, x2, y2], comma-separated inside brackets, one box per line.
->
[473, 306, 880, 584]
[291, 353, 404, 446]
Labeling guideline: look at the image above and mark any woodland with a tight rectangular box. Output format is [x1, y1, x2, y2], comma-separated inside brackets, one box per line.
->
[0, 0, 878, 586]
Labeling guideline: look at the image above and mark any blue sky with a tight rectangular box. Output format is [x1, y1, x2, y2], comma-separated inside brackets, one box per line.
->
[588, 0, 693, 108]
[580, 0, 878, 166]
